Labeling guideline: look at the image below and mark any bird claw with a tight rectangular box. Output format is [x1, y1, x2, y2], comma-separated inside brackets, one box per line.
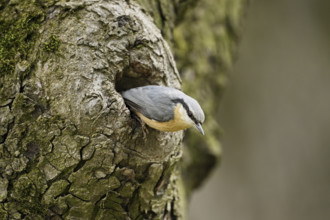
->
[141, 122, 148, 140]
[132, 113, 148, 140]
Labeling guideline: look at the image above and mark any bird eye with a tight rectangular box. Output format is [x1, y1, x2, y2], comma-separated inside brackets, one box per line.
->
[188, 112, 193, 117]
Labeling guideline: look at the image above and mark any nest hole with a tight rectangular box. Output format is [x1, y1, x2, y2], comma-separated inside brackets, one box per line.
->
[116, 76, 151, 92]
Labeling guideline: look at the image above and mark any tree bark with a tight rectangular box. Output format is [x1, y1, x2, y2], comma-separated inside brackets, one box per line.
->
[0, 0, 246, 219]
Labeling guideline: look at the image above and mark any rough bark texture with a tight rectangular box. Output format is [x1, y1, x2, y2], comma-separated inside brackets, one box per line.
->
[0, 0, 246, 219]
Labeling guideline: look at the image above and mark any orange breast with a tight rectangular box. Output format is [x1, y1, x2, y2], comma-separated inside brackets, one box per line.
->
[136, 104, 193, 132]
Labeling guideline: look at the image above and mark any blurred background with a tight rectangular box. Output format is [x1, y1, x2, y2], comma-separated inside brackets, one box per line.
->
[189, 0, 330, 219]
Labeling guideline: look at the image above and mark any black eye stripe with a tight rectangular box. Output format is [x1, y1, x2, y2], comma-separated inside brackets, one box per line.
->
[173, 98, 198, 123]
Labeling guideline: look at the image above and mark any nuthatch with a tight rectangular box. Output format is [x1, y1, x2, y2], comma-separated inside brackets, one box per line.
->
[122, 85, 205, 135]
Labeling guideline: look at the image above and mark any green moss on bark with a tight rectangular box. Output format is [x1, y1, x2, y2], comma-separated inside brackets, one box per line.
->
[0, 13, 43, 77]
[174, 0, 247, 194]
[43, 35, 61, 53]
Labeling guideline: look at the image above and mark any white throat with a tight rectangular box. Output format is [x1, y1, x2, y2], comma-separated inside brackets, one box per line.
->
[177, 104, 195, 127]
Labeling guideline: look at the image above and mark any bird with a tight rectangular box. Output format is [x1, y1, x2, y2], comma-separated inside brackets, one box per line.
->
[121, 85, 205, 135]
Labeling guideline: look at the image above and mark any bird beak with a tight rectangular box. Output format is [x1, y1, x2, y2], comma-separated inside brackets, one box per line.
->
[195, 123, 204, 135]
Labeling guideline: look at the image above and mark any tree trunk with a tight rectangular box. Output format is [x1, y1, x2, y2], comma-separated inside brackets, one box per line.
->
[0, 0, 246, 219]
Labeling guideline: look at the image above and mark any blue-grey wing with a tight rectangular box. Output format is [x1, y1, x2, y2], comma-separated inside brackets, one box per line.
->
[121, 86, 177, 122]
